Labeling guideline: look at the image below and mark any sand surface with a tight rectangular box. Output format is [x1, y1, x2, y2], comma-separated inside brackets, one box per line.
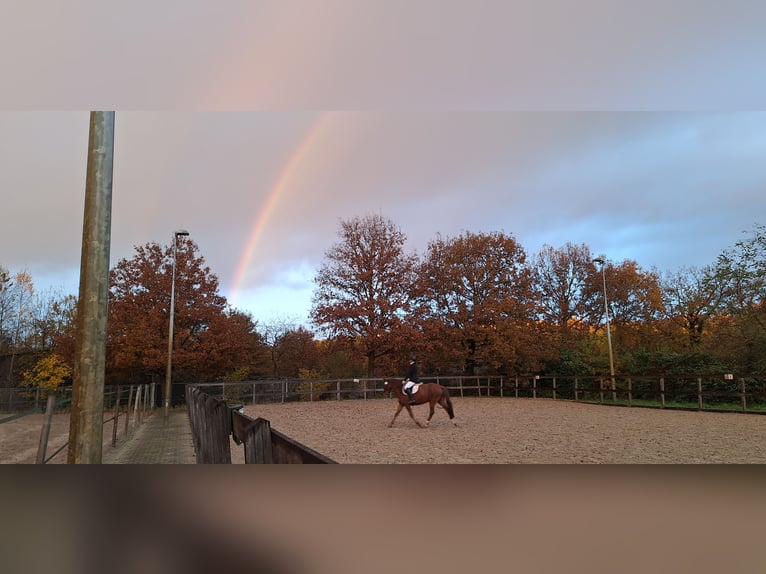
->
[237, 397, 766, 463]
[4, 397, 766, 463]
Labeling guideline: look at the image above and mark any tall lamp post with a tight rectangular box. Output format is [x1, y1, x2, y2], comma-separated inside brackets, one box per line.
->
[592, 257, 616, 397]
[164, 229, 189, 423]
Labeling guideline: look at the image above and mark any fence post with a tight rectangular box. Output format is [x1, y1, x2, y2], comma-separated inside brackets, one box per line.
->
[532, 376, 537, 399]
[112, 385, 122, 447]
[628, 377, 632, 406]
[697, 378, 703, 411]
[132, 385, 142, 425]
[612, 379, 617, 403]
[741, 378, 747, 412]
[336, 380, 341, 401]
[659, 377, 665, 408]
[126, 385, 134, 435]
[600, 379, 604, 404]
[552, 377, 557, 400]
[36, 394, 57, 464]
[248, 418, 274, 464]
[574, 377, 579, 402]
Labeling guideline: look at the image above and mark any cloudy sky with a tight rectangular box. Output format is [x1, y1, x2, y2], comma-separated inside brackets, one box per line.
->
[1, 1, 765, 326]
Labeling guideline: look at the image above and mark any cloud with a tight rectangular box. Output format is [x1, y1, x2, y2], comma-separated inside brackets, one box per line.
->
[3, 3, 766, 324]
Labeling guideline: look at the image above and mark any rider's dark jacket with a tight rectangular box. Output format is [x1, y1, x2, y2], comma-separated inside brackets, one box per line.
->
[407, 361, 420, 383]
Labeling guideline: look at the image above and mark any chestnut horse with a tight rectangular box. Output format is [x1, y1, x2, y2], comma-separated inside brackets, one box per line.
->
[383, 378, 457, 428]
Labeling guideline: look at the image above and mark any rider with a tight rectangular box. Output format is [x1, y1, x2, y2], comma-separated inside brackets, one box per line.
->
[403, 355, 419, 404]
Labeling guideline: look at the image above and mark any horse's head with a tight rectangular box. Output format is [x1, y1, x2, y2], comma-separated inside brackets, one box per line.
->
[382, 378, 403, 396]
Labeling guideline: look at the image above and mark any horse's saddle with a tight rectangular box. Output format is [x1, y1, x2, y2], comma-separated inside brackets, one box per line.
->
[404, 381, 421, 394]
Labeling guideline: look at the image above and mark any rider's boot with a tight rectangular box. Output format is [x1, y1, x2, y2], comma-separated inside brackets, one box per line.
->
[406, 388, 415, 405]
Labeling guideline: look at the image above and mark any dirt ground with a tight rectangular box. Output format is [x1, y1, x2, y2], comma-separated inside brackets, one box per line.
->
[0, 410, 128, 464]
[238, 397, 766, 463]
[4, 397, 766, 463]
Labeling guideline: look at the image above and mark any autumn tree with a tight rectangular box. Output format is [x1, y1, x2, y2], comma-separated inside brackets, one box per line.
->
[105, 238, 259, 385]
[533, 243, 598, 328]
[21, 353, 71, 395]
[0, 270, 39, 385]
[260, 318, 319, 378]
[660, 266, 721, 349]
[29, 292, 77, 353]
[600, 259, 664, 347]
[311, 214, 419, 377]
[531, 243, 602, 357]
[0, 265, 14, 350]
[709, 223, 766, 371]
[419, 230, 534, 374]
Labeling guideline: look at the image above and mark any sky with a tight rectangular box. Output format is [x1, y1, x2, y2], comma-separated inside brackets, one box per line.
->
[1, 2, 765, 327]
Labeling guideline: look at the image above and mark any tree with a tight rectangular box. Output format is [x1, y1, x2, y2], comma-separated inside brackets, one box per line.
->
[105, 238, 257, 384]
[660, 266, 721, 349]
[260, 318, 318, 378]
[712, 224, 766, 324]
[0, 270, 37, 385]
[419, 230, 534, 374]
[528, 243, 605, 375]
[709, 223, 766, 371]
[531, 243, 602, 348]
[21, 353, 71, 394]
[311, 214, 419, 377]
[29, 292, 77, 352]
[602, 259, 664, 349]
[0, 265, 14, 350]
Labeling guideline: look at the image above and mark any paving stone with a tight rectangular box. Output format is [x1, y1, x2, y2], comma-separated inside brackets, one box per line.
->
[103, 409, 197, 464]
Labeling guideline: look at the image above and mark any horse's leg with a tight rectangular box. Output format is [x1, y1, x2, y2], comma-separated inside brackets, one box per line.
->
[405, 404, 423, 428]
[388, 403, 405, 427]
[425, 397, 437, 426]
[441, 393, 458, 426]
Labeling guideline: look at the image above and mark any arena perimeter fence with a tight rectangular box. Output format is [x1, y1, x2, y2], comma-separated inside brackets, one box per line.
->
[186, 385, 336, 464]
[193, 374, 766, 415]
[187, 374, 766, 464]
[0, 383, 157, 463]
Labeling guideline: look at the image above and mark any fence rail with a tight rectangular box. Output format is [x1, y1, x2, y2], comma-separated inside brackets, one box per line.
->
[186, 385, 336, 464]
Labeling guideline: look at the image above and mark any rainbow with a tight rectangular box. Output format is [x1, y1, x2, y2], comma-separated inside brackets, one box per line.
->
[228, 112, 331, 307]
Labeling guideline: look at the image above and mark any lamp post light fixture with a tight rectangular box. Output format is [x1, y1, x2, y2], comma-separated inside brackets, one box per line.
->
[592, 257, 616, 397]
[164, 229, 189, 423]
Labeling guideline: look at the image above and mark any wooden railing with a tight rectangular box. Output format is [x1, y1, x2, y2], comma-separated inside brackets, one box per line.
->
[230, 411, 336, 464]
[186, 385, 335, 464]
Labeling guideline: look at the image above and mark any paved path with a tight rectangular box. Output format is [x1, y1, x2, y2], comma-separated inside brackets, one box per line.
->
[103, 408, 197, 464]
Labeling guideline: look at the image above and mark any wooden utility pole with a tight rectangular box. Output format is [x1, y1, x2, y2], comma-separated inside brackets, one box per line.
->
[68, 112, 114, 464]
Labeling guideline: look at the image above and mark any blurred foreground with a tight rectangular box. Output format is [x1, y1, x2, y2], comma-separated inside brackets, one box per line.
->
[1, 466, 764, 574]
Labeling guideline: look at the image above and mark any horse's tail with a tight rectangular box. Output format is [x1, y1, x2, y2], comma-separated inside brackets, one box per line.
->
[443, 389, 455, 419]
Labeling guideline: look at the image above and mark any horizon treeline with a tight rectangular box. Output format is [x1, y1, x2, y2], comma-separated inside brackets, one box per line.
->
[1, 218, 764, 389]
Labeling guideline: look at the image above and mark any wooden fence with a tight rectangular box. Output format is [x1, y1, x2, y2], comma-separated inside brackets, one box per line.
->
[186, 385, 336, 464]
[192, 374, 766, 414]
[502, 375, 766, 413]
[0, 383, 157, 463]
